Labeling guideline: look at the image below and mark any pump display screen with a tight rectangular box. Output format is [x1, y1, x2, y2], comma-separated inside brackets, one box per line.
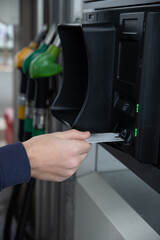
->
[118, 40, 139, 84]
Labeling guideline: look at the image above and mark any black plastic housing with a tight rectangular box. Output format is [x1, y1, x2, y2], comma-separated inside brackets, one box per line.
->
[51, 24, 116, 132]
[112, 12, 160, 166]
[51, 11, 160, 167]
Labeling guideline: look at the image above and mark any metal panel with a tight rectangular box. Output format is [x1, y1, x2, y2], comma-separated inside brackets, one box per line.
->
[71, 0, 83, 22]
[0, 0, 20, 25]
[101, 170, 160, 235]
[51, 0, 72, 23]
[37, 0, 44, 34]
[74, 172, 160, 240]
[97, 144, 126, 172]
[74, 181, 125, 240]
[83, 0, 160, 10]
[102, 144, 160, 194]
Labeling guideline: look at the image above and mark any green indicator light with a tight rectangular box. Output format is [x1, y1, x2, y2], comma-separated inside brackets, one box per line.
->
[135, 128, 138, 137]
[136, 104, 139, 113]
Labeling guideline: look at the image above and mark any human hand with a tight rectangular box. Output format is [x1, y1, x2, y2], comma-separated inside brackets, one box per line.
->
[22, 129, 91, 182]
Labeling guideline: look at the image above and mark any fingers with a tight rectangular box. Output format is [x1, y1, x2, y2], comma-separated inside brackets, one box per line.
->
[71, 140, 91, 156]
[28, 129, 92, 183]
[57, 129, 91, 140]
[32, 152, 89, 182]
[66, 152, 88, 169]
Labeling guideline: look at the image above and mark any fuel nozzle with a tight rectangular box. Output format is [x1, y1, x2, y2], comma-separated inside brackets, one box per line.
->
[22, 24, 57, 138]
[15, 27, 48, 141]
[29, 34, 62, 79]
[29, 34, 62, 136]
[22, 23, 57, 75]
[15, 25, 48, 69]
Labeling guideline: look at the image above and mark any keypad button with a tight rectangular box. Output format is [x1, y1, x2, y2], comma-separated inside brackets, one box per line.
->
[114, 99, 135, 117]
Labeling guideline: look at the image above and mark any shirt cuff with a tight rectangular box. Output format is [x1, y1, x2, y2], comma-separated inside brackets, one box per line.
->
[0, 142, 31, 191]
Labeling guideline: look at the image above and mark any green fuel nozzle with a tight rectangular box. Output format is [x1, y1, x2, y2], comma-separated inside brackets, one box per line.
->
[29, 35, 62, 137]
[15, 27, 48, 141]
[22, 23, 57, 74]
[22, 24, 57, 138]
[29, 35, 62, 79]
[22, 44, 48, 74]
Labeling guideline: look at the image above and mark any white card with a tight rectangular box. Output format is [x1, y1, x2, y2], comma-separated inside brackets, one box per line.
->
[85, 133, 124, 143]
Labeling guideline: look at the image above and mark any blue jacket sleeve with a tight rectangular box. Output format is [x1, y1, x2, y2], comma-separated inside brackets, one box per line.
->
[0, 142, 31, 191]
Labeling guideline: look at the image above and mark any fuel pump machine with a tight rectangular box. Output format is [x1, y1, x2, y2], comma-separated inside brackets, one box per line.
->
[51, 3, 160, 192]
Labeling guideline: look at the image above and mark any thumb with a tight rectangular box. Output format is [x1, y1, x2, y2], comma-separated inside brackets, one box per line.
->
[62, 129, 90, 140]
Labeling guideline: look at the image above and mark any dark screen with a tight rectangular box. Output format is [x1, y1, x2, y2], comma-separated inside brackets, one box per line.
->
[118, 40, 139, 83]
